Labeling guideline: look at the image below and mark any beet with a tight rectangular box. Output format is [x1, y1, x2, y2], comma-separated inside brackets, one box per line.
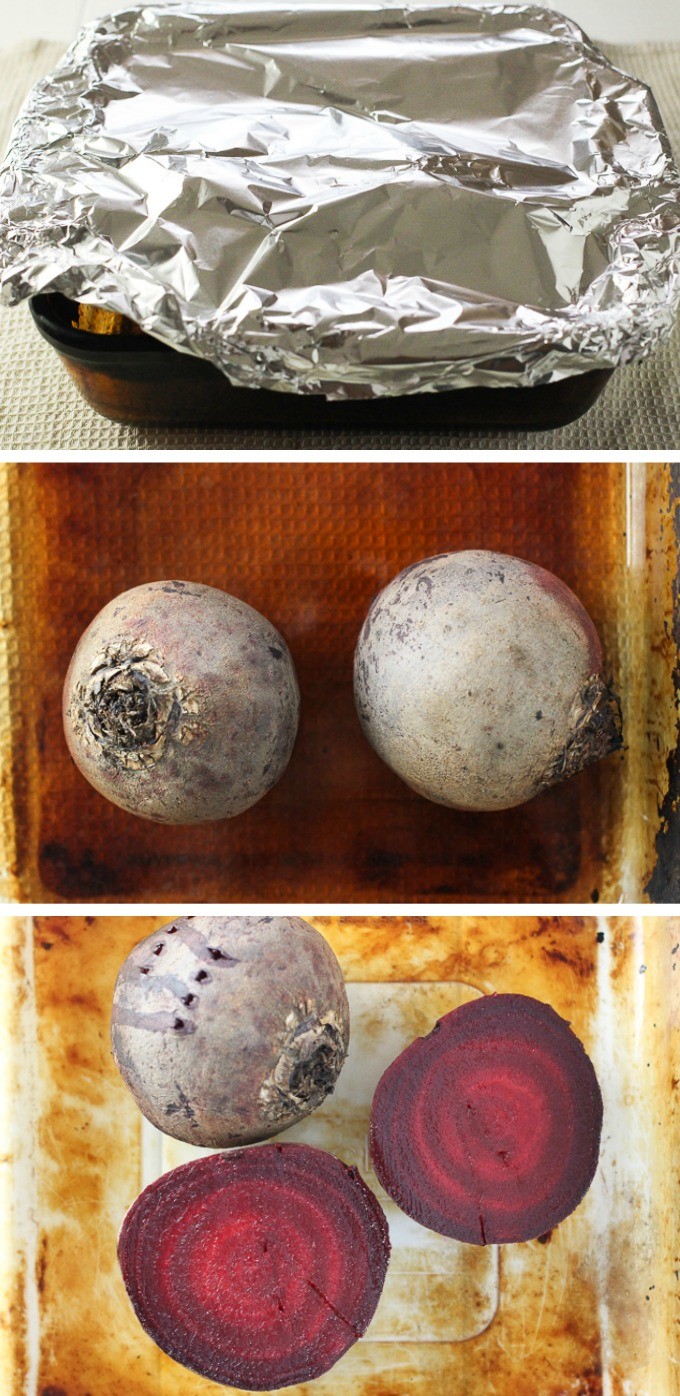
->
[118, 1144, 390, 1390]
[370, 993, 603, 1246]
[354, 549, 622, 811]
[63, 580, 300, 823]
[111, 916, 349, 1147]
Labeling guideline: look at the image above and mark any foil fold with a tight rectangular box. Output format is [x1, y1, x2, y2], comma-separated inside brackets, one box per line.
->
[1, 0, 680, 399]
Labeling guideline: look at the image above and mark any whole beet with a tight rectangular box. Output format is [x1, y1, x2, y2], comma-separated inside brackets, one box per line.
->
[354, 549, 622, 812]
[62, 580, 300, 823]
[111, 916, 350, 1147]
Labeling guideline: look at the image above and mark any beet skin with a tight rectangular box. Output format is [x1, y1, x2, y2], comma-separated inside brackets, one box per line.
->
[370, 993, 603, 1245]
[118, 1144, 390, 1390]
[63, 579, 300, 823]
[111, 916, 349, 1147]
[354, 549, 622, 811]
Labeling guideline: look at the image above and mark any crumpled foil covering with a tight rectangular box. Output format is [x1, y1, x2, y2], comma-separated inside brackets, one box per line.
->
[2, 1, 680, 399]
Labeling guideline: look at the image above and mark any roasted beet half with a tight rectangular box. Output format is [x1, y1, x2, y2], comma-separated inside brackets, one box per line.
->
[370, 993, 603, 1246]
[63, 580, 300, 823]
[354, 549, 622, 811]
[111, 916, 349, 1147]
[118, 1144, 390, 1390]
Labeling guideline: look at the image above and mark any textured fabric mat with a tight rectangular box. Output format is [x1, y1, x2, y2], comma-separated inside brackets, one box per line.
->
[1, 36, 679, 450]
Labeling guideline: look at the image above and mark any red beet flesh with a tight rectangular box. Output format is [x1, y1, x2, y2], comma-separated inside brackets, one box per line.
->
[118, 1143, 390, 1390]
[370, 994, 603, 1246]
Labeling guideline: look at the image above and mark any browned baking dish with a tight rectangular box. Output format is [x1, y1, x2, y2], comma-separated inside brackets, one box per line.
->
[29, 294, 612, 430]
[2, 914, 678, 1396]
[0, 460, 678, 904]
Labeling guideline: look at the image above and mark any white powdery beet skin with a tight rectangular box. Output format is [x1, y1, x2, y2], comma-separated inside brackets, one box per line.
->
[354, 550, 622, 812]
[111, 916, 350, 1148]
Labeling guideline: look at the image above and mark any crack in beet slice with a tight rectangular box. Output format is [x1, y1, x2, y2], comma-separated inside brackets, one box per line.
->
[306, 1279, 364, 1339]
[118, 1143, 390, 1390]
[369, 993, 603, 1246]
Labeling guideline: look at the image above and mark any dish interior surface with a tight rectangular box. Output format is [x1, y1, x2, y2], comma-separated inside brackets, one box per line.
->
[0, 915, 677, 1395]
[0, 460, 676, 902]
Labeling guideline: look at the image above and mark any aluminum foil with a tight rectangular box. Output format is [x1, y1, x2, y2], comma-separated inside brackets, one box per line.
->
[2, 1, 680, 399]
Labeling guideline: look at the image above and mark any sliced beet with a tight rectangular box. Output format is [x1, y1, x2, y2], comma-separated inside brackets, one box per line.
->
[370, 993, 603, 1246]
[118, 1143, 390, 1390]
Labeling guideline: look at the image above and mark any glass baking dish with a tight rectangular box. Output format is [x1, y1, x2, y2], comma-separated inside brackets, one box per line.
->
[0, 460, 677, 904]
[0, 914, 677, 1395]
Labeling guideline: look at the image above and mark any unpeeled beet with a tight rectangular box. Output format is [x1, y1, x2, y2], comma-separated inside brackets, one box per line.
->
[118, 1143, 390, 1390]
[369, 993, 603, 1246]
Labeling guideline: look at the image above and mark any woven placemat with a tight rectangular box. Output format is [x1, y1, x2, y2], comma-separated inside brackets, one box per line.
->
[1, 37, 679, 450]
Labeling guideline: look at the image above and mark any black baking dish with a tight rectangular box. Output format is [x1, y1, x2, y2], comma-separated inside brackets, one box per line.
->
[30, 294, 612, 430]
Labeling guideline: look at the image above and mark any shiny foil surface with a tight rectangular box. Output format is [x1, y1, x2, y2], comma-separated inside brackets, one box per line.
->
[1, 1, 680, 398]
